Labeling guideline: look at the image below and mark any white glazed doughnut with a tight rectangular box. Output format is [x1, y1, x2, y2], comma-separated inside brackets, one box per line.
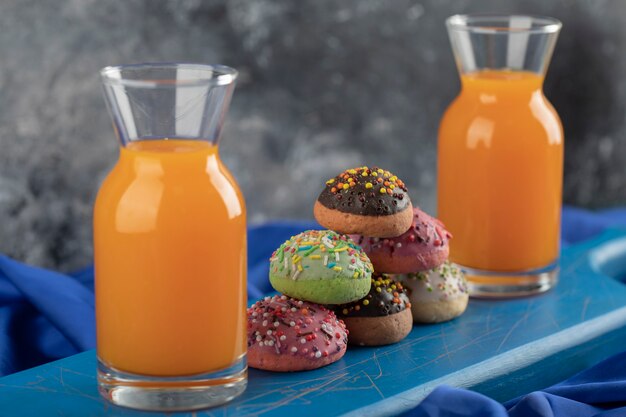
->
[397, 261, 469, 323]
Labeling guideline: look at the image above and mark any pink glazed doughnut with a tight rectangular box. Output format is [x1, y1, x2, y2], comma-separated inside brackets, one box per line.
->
[247, 295, 348, 372]
[352, 207, 451, 274]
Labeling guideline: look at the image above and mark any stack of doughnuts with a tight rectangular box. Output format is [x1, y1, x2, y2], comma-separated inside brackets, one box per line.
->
[247, 166, 469, 372]
[314, 166, 468, 328]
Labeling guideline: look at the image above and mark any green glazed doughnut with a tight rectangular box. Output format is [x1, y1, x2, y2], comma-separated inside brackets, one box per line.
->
[269, 230, 373, 304]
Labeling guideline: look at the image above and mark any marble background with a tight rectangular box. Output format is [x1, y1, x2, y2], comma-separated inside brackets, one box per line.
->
[1, 0, 624, 270]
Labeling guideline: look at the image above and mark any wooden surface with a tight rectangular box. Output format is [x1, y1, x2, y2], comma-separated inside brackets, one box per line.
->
[2, 229, 626, 417]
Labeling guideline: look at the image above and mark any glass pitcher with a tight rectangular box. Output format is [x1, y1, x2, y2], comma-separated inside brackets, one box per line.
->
[95, 63, 247, 410]
[438, 15, 563, 297]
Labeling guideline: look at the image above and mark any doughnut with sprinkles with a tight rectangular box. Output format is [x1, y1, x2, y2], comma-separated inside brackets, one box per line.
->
[397, 261, 469, 323]
[269, 230, 374, 304]
[352, 207, 452, 274]
[333, 274, 413, 346]
[314, 166, 414, 238]
[247, 295, 348, 371]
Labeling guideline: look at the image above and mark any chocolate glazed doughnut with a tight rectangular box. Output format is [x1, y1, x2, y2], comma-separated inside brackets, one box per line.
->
[314, 167, 414, 238]
[334, 275, 413, 346]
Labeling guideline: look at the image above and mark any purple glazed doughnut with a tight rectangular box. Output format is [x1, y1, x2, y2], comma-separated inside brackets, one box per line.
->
[352, 207, 451, 274]
[247, 295, 348, 372]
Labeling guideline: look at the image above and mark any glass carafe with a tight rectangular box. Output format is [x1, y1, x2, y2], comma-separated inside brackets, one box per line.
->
[438, 15, 563, 297]
[95, 64, 247, 410]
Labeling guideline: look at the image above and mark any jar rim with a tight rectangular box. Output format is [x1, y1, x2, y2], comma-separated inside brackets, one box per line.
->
[100, 63, 238, 88]
[446, 14, 562, 35]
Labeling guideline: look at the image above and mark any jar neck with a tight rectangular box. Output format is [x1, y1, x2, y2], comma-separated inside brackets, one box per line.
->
[459, 70, 544, 103]
[118, 140, 220, 174]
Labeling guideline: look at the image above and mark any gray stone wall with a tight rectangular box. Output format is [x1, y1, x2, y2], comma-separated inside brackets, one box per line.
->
[1, 0, 624, 270]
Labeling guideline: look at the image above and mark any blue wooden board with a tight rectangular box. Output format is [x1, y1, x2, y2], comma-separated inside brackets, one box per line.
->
[2, 229, 626, 417]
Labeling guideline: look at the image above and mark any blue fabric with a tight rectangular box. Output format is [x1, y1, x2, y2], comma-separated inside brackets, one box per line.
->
[560, 207, 626, 249]
[1, 207, 626, 416]
[403, 350, 626, 416]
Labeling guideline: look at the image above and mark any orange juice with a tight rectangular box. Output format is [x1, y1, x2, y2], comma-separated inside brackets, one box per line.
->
[438, 70, 563, 272]
[94, 139, 246, 376]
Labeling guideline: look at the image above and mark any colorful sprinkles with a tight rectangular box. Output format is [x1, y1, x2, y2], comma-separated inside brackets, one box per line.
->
[247, 295, 348, 360]
[269, 230, 373, 281]
[317, 166, 410, 215]
[334, 274, 411, 318]
[328, 167, 405, 195]
[355, 207, 452, 252]
[404, 261, 468, 301]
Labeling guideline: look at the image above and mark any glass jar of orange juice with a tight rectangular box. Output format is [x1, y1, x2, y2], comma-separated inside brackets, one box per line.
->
[95, 64, 247, 410]
[438, 15, 563, 297]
